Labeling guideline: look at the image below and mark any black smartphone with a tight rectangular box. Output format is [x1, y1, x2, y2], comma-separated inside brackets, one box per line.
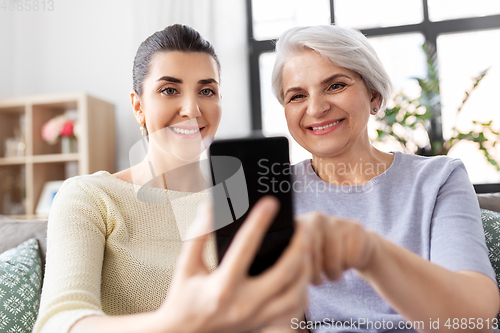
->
[208, 135, 295, 276]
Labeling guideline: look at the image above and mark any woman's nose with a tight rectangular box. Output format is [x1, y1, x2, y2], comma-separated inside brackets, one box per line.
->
[306, 94, 330, 117]
[179, 96, 201, 119]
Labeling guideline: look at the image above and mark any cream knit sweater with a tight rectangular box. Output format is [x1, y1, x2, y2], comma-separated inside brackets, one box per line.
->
[32, 171, 217, 333]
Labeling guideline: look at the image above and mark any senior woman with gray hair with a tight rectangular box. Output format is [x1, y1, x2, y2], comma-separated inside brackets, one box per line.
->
[266, 25, 499, 333]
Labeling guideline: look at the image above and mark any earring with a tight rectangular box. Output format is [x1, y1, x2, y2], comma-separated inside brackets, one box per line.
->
[372, 108, 378, 114]
[140, 123, 146, 136]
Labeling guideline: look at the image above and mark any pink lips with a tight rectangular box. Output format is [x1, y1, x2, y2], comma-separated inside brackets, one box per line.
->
[306, 119, 344, 136]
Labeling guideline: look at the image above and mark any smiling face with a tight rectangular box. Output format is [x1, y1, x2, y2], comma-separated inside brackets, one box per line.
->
[282, 50, 380, 159]
[132, 51, 221, 162]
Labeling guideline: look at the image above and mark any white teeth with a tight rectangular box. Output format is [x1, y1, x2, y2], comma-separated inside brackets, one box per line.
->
[311, 119, 342, 131]
[170, 127, 200, 135]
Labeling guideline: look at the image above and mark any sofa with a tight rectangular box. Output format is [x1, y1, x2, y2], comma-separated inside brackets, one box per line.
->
[1, 193, 500, 333]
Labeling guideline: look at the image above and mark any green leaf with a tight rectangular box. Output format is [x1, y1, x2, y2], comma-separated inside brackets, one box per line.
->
[373, 43, 500, 171]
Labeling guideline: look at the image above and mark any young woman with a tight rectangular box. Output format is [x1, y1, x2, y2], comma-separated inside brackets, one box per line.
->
[272, 25, 499, 332]
[33, 24, 312, 333]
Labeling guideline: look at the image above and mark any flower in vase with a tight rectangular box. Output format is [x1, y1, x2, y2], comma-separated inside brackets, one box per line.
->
[60, 121, 74, 137]
[42, 115, 77, 144]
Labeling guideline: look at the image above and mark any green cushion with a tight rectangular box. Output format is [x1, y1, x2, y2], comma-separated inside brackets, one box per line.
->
[480, 209, 500, 322]
[0, 238, 42, 333]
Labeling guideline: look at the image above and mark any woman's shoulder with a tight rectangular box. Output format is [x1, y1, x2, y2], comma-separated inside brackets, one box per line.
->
[56, 170, 134, 200]
[50, 171, 144, 225]
[394, 151, 464, 173]
[389, 152, 470, 190]
[63, 170, 126, 186]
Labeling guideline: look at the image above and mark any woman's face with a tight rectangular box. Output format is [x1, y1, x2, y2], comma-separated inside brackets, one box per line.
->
[282, 50, 380, 159]
[133, 51, 221, 161]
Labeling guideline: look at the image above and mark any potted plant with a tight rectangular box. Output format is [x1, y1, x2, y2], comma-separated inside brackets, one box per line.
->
[374, 44, 499, 171]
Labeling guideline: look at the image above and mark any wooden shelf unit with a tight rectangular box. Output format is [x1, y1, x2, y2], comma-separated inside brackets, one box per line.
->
[0, 92, 115, 217]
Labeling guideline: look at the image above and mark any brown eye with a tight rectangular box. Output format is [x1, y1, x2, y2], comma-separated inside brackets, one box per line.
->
[290, 94, 305, 102]
[200, 88, 215, 96]
[329, 83, 346, 90]
[161, 87, 177, 95]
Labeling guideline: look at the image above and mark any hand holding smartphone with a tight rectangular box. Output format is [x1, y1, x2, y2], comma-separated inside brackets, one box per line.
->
[208, 135, 295, 276]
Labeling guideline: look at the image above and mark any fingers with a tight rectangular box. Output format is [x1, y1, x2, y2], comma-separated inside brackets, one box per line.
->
[177, 202, 213, 276]
[320, 217, 373, 280]
[251, 250, 311, 327]
[254, 221, 311, 298]
[297, 212, 370, 282]
[296, 212, 325, 285]
[224, 222, 310, 325]
[320, 217, 344, 280]
[219, 196, 280, 279]
[311, 226, 323, 285]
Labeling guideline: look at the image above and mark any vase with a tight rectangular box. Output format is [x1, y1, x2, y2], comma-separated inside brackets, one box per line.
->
[61, 136, 78, 154]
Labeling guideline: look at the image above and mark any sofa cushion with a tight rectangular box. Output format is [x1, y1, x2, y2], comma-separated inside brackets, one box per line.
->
[0, 238, 42, 333]
[0, 217, 47, 269]
[481, 209, 500, 281]
[480, 209, 500, 321]
[478, 193, 500, 213]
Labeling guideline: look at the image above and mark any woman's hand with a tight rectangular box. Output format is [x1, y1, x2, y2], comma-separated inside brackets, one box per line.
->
[155, 197, 312, 333]
[296, 211, 377, 285]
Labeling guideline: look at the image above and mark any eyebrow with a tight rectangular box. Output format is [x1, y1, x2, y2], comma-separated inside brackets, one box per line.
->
[198, 78, 219, 85]
[156, 76, 219, 85]
[284, 74, 352, 96]
[157, 76, 182, 83]
[321, 74, 351, 85]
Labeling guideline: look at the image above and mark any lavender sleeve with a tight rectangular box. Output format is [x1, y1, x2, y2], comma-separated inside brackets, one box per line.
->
[429, 159, 496, 282]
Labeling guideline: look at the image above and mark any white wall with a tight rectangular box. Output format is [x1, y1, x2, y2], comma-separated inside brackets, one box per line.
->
[0, 0, 251, 171]
[0, 9, 15, 98]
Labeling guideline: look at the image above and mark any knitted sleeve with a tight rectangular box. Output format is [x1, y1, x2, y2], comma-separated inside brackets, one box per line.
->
[32, 177, 108, 333]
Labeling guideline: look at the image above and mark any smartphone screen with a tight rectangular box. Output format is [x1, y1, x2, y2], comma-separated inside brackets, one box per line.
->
[208, 135, 294, 276]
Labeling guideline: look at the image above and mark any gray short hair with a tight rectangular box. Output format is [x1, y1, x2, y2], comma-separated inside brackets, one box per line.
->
[272, 25, 392, 109]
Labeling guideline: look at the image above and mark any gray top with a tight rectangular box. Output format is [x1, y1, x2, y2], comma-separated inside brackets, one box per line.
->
[292, 151, 496, 333]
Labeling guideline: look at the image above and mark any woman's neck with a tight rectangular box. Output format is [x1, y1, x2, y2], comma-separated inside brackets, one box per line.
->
[311, 145, 394, 186]
[119, 148, 207, 193]
[147, 151, 208, 192]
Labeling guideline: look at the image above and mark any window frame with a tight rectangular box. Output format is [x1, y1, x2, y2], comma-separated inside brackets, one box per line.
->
[245, 0, 500, 190]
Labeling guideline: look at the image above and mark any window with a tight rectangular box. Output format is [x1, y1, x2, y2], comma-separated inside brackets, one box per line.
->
[252, 0, 330, 40]
[247, 0, 500, 186]
[334, 0, 423, 29]
[437, 29, 500, 183]
[427, 0, 500, 21]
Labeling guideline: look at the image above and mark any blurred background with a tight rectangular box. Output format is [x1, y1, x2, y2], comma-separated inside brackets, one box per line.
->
[251, 0, 500, 185]
[0, 0, 499, 216]
[0, 0, 251, 171]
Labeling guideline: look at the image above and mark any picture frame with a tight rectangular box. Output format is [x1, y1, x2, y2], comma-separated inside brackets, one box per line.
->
[35, 180, 65, 216]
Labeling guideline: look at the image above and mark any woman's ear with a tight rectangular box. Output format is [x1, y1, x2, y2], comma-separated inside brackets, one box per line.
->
[370, 91, 382, 110]
[130, 90, 144, 124]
